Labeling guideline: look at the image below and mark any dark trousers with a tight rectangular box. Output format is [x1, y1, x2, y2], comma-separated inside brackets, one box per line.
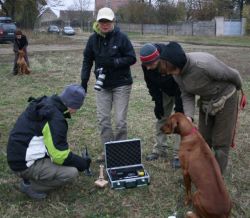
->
[198, 91, 239, 174]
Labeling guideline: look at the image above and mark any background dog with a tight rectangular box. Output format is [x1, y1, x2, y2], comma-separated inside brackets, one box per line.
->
[161, 112, 232, 218]
[17, 49, 30, 75]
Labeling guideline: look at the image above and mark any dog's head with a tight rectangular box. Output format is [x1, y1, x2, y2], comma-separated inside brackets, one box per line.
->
[18, 49, 25, 57]
[161, 113, 180, 134]
[161, 112, 194, 136]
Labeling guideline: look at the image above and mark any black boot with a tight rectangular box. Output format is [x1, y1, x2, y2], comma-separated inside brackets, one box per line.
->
[214, 147, 229, 175]
[12, 64, 18, 75]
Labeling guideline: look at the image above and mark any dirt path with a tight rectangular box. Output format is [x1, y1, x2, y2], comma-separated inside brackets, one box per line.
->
[1, 39, 249, 56]
[0, 42, 145, 55]
[1, 39, 250, 78]
[0, 43, 85, 55]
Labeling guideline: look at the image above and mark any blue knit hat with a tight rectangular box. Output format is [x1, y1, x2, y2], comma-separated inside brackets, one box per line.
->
[59, 84, 85, 109]
[140, 43, 160, 65]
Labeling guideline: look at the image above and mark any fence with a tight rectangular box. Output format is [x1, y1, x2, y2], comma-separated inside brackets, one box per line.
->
[118, 17, 246, 36]
[224, 20, 245, 36]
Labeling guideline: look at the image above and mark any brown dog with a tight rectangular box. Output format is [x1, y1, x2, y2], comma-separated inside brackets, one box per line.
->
[17, 49, 30, 75]
[161, 113, 232, 218]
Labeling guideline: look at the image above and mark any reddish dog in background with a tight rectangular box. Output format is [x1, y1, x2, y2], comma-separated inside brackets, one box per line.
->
[161, 113, 232, 218]
[17, 49, 30, 75]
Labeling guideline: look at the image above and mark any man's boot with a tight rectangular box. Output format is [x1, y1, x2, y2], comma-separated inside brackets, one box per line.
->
[214, 147, 229, 175]
[12, 64, 18, 75]
[19, 180, 47, 200]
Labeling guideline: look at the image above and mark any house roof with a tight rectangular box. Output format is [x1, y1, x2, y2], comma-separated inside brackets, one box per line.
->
[38, 6, 63, 18]
[60, 10, 94, 20]
[39, 6, 94, 19]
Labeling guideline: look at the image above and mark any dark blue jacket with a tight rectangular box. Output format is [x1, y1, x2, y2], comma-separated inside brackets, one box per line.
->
[81, 26, 136, 89]
[142, 44, 183, 113]
[7, 95, 88, 172]
[13, 35, 28, 52]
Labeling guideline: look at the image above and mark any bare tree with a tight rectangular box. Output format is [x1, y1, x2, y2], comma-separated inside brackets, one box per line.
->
[243, 3, 250, 34]
[155, 0, 185, 23]
[69, 0, 91, 31]
[0, 0, 9, 16]
[117, 1, 157, 34]
[0, 0, 46, 18]
[0, 0, 22, 20]
[233, 0, 244, 19]
[184, 0, 248, 20]
[0, 0, 47, 28]
[47, 0, 64, 7]
[71, 0, 91, 11]
[21, 0, 39, 28]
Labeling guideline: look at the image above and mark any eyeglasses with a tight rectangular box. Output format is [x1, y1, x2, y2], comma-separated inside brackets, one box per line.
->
[98, 19, 113, 24]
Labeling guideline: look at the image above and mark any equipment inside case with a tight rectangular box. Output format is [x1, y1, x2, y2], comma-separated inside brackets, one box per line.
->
[104, 139, 150, 189]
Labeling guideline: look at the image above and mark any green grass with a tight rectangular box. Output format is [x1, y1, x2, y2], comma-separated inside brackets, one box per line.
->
[0, 34, 249, 218]
[127, 32, 250, 47]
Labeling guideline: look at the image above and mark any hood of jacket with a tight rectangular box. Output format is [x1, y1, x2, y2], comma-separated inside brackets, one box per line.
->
[92, 21, 119, 38]
[25, 95, 70, 121]
[15, 35, 28, 49]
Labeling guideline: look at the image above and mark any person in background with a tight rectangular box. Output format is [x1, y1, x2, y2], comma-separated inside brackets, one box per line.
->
[80, 7, 136, 162]
[7, 84, 91, 199]
[159, 41, 243, 174]
[13, 30, 29, 75]
[140, 43, 183, 168]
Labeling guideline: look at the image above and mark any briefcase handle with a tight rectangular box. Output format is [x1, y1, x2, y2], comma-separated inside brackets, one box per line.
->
[125, 179, 137, 188]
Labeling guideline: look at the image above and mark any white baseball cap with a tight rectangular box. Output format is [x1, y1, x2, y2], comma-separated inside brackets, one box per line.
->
[97, 7, 115, 21]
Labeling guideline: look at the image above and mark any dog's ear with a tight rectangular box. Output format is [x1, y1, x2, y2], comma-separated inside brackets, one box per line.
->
[171, 117, 178, 133]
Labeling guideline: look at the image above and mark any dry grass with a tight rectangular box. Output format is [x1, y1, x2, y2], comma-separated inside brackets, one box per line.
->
[0, 34, 249, 218]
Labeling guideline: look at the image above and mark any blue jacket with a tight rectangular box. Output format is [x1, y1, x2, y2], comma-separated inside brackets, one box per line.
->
[7, 95, 88, 172]
[142, 43, 183, 113]
[13, 34, 28, 52]
[81, 25, 136, 89]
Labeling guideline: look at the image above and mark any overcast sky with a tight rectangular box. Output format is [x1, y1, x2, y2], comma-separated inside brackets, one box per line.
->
[62, 0, 94, 10]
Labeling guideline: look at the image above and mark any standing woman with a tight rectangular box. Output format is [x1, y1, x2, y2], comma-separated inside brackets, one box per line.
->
[80, 7, 136, 162]
[13, 30, 29, 75]
[159, 42, 243, 174]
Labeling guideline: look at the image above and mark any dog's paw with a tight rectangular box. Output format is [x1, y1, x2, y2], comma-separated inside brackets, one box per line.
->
[184, 196, 192, 206]
[186, 211, 198, 218]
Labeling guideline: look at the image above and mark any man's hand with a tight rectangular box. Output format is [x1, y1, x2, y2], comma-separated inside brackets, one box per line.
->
[186, 116, 193, 122]
[81, 80, 88, 93]
[154, 104, 164, 120]
[240, 89, 247, 110]
[82, 147, 92, 174]
[82, 155, 91, 171]
[98, 56, 114, 68]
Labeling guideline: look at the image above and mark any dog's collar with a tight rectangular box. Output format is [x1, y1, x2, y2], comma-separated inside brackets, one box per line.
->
[183, 127, 197, 137]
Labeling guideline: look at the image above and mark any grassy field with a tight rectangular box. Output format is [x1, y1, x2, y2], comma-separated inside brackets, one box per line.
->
[0, 32, 249, 218]
[127, 33, 250, 47]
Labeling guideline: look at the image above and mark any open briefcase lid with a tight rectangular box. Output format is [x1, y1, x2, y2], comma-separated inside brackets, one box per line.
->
[104, 139, 142, 169]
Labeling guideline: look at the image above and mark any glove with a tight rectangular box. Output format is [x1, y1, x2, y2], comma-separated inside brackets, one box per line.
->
[98, 56, 114, 68]
[63, 153, 92, 172]
[81, 80, 88, 93]
[82, 147, 92, 176]
[82, 155, 92, 172]
[154, 103, 164, 120]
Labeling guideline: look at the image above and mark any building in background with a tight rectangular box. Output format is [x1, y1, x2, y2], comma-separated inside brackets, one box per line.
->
[35, 6, 60, 30]
[95, 0, 130, 12]
[35, 5, 94, 32]
[60, 10, 93, 27]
